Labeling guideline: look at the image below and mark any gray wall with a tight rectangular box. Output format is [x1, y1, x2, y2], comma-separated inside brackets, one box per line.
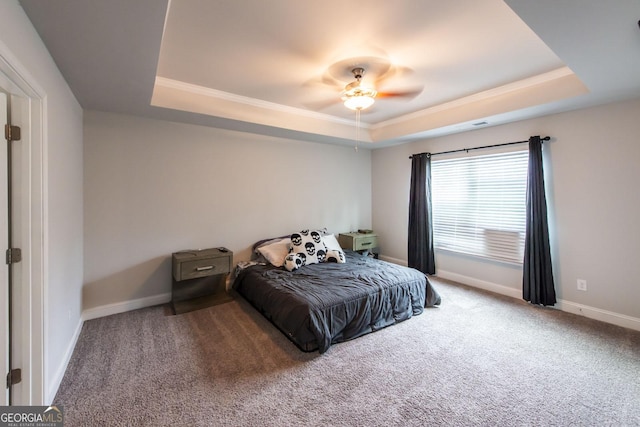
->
[83, 111, 372, 310]
[372, 97, 640, 329]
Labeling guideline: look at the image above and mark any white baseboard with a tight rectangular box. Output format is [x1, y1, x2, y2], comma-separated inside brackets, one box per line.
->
[436, 269, 523, 300]
[81, 292, 172, 321]
[380, 260, 640, 333]
[46, 317, 83, 404]
[380, 258, 522, 300]
[555, 299, 640, 331]
[436, 269, 640, 332]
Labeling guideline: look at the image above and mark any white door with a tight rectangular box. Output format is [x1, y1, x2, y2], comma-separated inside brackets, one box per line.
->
[0, 89, 28, 405]
[0, 48, 45, 406]
[0, 91, 9, 406]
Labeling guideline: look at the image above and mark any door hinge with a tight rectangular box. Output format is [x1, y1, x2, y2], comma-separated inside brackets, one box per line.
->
[6, 368, 22, 388]
[6, 247, 21, 264]
[5, 124, 21, 141]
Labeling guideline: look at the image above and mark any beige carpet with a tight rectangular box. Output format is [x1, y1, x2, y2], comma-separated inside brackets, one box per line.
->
[54, 278, 640, 426]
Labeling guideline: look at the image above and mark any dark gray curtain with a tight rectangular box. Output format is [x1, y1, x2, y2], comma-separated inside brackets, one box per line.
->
[408, 153, 435, 275]
[523, 136, 556, 305]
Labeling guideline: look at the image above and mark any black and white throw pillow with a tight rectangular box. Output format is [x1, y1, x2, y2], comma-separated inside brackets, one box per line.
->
[289, 229, 327, 266]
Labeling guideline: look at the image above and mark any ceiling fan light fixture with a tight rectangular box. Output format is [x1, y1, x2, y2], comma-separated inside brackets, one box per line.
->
[341, 67, 377, 110]
[342, 87, 377, 110]
[343, 94, 376, 110]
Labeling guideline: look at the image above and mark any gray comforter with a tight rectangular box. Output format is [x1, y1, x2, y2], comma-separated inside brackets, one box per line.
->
[233, 251, 441, 353]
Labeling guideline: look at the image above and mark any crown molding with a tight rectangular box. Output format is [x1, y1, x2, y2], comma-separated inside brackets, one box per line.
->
[369, 67, 587, 142]
[154, 76, 361, 127]
[374, 67, 577, 129]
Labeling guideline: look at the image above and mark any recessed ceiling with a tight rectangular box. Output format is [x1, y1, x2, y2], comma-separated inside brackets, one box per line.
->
[19, 0, 640, 148]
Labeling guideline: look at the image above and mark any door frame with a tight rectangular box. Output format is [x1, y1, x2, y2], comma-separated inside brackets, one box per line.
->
[0, 44, 46, 405]
[0, 90, 8, 406]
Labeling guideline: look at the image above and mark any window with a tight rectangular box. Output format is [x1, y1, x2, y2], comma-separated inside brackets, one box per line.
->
[431, 150, 528, 264]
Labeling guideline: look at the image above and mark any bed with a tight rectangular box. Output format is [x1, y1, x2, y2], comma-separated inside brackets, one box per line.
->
[233, 233, 441, 353]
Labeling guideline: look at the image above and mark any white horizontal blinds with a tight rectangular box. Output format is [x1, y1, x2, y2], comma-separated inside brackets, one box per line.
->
[431, 150, 528, 264]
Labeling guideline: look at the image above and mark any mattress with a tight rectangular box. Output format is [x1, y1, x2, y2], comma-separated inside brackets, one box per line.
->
[233, 251, 441, 353]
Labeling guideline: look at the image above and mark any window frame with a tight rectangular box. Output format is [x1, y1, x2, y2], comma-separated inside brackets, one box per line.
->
[430, 148, 528, 265]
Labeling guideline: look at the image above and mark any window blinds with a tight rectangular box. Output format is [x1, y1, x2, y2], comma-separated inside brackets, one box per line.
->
[431, 150, 528, 264]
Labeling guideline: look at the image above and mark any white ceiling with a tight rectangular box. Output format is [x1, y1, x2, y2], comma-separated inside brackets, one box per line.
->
[19, 0, 640, 148]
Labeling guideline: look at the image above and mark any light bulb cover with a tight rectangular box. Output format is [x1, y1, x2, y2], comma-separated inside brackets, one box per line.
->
[343, 95, 375, 110]
[341, 86, 377, 110]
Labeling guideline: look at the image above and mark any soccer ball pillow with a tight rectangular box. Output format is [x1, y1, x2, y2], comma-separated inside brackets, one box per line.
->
[326, 249, 346, 263]
[284, 253, 304, 271]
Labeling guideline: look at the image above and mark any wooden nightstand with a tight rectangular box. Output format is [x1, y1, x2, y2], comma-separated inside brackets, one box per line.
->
[171, 247, 233, 314]
[338, 232, 379, 258]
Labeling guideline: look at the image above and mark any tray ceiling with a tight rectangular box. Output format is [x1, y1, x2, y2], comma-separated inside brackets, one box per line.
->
[20, 0, 640, 148]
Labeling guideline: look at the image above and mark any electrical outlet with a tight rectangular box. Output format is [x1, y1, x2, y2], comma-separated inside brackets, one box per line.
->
[577, 279, 587, 291]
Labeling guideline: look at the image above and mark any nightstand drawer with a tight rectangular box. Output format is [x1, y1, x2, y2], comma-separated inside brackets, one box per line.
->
[172, 248, 232, 282]
[179, 256, 230, 281]
[338, 232, 379, 252]
[353, 235, 378, 251]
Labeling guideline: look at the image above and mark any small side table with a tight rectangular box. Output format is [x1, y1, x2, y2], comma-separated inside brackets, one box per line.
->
[171, 247, 233, 314]
[338, 232, 379, 258]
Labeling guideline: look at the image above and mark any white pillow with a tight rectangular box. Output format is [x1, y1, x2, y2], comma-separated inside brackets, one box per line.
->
[257, 238, 291, 267]
[322, 234, 342, 252]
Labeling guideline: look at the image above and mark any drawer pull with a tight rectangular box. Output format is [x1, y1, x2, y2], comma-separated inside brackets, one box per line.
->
[195, 265, 214, 272]
[361, 242, 372, 246]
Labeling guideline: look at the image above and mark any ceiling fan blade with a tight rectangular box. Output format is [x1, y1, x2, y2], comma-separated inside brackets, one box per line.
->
[303, 75, 342, 90]
[321, 74, 344, 88]
[376, 87, 423, 100]
[373, 64, 415, 85]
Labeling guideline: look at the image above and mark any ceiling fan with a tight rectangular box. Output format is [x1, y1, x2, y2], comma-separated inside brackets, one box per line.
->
[306, 59, 423, 112]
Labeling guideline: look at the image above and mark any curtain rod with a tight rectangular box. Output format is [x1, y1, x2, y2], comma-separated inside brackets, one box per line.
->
[409, 136, 551, 159]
